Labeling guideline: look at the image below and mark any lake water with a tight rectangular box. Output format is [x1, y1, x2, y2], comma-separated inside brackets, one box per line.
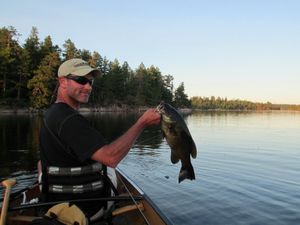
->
[0, 111, 300, 225]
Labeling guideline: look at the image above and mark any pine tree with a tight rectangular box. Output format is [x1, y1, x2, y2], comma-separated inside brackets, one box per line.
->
[27, 52, 60, 109]
[174, 82, 191, 107]
[62, 39, 79, 60]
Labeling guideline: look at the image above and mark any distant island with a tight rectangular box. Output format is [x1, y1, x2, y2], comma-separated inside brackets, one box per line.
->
[191, 96, 300, 111]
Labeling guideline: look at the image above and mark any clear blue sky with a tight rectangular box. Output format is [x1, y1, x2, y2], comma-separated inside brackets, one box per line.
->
[1, 0, 300, 104]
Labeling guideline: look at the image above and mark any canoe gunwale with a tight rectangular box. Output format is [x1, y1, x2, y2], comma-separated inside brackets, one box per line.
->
[117, 168, 173, 225]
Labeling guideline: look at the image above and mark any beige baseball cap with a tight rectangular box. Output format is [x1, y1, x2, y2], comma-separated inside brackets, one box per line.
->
[58, 58, 101, 77]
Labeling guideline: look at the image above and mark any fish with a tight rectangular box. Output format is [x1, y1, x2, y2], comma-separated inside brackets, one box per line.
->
[156, 102, 197, 183]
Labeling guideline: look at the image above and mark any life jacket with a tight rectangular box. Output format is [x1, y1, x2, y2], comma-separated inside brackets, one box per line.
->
[40, 118, 117, 222]
[41, 162, 116, 221]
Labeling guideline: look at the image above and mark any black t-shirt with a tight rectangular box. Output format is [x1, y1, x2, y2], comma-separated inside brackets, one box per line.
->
[40, 103, 106, 168]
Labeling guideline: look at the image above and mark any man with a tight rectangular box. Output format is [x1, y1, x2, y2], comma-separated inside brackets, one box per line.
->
[39, 58, 161, 218]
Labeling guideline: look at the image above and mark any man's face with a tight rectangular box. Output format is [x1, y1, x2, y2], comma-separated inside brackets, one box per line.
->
[65, 73, 94, 104]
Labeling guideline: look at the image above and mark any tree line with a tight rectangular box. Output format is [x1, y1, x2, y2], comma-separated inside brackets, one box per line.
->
[1, 26, 299, 111]
[191, 96, 300, 111]
[0, 26, 191, 109]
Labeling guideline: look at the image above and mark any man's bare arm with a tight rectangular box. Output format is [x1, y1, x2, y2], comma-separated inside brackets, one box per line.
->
[91, 108, 160, 168]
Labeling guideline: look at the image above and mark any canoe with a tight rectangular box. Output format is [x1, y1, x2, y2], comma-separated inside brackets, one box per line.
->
[0, 168, 171, 225]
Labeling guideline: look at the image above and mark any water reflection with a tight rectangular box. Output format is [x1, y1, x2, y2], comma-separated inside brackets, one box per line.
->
[86, 112, 164, 147]
[1, 111, 300, 225]
[0, 115, 41, 177]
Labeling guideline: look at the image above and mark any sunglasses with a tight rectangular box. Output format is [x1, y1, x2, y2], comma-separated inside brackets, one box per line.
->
[66, 75, 94, 86]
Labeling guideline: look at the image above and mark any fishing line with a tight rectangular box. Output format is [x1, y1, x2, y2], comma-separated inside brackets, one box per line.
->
[135, 133, 163, 146]
[118, 173, 151, 225]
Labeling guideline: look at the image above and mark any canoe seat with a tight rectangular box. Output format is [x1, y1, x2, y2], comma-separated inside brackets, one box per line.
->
[112, 202, 144, 216]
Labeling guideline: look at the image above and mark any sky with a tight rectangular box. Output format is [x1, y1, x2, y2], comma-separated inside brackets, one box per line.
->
[1, 0, 300, 104]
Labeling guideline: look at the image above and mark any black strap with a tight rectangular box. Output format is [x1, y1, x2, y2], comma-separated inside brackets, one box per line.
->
[43, 118, 79, 162]
[43, 118, 66, 153]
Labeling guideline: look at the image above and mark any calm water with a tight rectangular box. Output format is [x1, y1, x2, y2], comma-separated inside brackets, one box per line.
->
[0, 111, 300, 225]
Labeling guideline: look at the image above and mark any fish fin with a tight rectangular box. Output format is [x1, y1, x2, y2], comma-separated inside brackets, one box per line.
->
[171, 152, 180, 164]
[178, 165, 195, 183]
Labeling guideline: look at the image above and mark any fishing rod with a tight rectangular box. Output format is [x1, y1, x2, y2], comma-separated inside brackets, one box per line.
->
[8, 195, 143, 211]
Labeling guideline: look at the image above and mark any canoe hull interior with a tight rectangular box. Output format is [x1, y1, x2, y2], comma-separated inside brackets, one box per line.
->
[1, 169, 170, 225]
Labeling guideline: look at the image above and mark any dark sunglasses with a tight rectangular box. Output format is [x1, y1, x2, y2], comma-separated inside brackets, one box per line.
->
[66, 75, 94, 86]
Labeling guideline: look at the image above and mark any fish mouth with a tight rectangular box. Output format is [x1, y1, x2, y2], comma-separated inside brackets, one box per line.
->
[156, 101, 165, 114]
[156, 102, 175, 123]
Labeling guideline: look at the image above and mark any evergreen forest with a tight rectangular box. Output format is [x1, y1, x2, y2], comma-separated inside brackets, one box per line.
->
[1, 26, 299, 111]
[0, 26, 190, 110]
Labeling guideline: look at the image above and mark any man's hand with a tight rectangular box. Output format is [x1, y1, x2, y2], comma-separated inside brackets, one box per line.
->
[138, 108, 161, 127]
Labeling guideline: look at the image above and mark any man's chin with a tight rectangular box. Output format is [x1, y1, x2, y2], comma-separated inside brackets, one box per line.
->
[79, 97, 90, 104]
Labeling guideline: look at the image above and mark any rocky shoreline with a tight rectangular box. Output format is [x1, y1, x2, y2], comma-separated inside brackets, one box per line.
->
[0, 105, 193, 114]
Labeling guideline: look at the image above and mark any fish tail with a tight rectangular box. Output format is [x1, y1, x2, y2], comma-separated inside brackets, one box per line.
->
[178, 165, 195, 183]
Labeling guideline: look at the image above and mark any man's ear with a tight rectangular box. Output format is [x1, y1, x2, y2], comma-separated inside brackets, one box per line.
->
[59, 77, 67, 89]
